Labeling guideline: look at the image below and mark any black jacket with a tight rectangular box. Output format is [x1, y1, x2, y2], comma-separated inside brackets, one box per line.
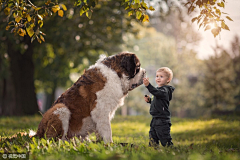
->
[146, 83, 175, 120]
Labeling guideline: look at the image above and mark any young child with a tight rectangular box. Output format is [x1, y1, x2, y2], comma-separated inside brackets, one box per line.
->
[143, 67, 175, 147]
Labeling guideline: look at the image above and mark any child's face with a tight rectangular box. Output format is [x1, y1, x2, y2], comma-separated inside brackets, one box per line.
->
[155, 71, 170, 87]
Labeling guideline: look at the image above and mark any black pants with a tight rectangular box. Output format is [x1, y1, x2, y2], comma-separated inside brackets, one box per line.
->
[149, 118, 173, 147]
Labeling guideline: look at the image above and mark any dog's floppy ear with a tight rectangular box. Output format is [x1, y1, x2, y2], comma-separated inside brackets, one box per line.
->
[121, 54, 136, 79]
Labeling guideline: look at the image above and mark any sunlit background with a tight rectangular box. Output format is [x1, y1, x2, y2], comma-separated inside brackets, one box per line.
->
[0, 0, 239, 118]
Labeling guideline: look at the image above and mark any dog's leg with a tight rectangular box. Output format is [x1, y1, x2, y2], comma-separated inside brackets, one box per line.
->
[91, 112, 112, 143]
[96, 120, 112, 143]
[52, 105, 71, 140]
[95, 131, 103, 142]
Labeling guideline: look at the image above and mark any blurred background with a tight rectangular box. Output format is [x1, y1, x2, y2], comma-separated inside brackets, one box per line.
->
[0, 0, 239, 118]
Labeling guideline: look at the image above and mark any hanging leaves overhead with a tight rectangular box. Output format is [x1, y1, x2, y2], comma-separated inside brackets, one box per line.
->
[0, 0, 67, 43]
[185, 0, 233, 37]
[0, 0, 233, 42]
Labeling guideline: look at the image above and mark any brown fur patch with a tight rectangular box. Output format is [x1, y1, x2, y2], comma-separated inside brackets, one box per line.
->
[36, 68, 106, 139]
[36, 104, 65, 139]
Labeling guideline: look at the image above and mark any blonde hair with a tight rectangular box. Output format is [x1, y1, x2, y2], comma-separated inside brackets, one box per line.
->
[156, 67, 173, 84]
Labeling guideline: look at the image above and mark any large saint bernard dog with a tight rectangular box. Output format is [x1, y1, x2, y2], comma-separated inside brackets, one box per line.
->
[36, 52, 146, 143]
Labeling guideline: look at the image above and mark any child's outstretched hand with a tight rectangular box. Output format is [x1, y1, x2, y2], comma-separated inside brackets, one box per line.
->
[143, 77, 149, 86]
[144, 95, 150, 102]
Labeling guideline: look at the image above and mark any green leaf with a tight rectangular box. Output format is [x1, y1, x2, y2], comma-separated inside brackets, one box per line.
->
[226, 16, 233, 21]
[136, 11, 142, 19]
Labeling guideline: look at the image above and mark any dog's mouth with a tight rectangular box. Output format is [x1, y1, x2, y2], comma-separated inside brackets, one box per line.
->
[129, 83, 141, 91]
[129, 72, 145, 91]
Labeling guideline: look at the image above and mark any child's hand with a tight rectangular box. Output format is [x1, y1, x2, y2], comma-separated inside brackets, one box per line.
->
[143, 77, 149, 86]
[144, 95, 150, 102]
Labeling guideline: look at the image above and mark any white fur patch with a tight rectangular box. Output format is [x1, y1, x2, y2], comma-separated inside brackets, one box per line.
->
[29, 129, 36, 137]
[53, 107, 71, 140]
[89, 59, 125, 143]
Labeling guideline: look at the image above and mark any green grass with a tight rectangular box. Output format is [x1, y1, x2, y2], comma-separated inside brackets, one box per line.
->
[0, 115, 239, 160]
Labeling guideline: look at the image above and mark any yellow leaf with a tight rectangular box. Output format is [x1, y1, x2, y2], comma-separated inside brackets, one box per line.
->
[18, 28, 26, 37]
[35, 7, 42, 11]
[27, 14, 31, 22]
[58, 10, 64, 17]
[52, 5, 60, 13]
[26, 27, 34, 37]
[86, 10, 92, 19]
[36, 35, 42, 43]
[224, 24, 230, 31]
[204, 25, 211, 31]
[80, 8, 85, 16]
[143, 15, 149, 22]
[132, 3, 140, 9]
[40, 35, 45, 42]
[136, 11, 142, 19]
[6, 25, 11, 31]
[61, 4, 67, 11]
[128, 10, 133, 16]
[221, 21, 225, 28]
[149, 6, 155, 11]
[38, 20, 43, 28]
[15, 16, 22, 23]
[226, 16, 233, 21]
[4, 7, 10, 15]
[141, 2, 148, 9]
[45, 0, 51, 5]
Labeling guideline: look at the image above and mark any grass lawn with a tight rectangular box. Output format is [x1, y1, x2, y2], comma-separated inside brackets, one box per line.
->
[0, 115, 239, 160]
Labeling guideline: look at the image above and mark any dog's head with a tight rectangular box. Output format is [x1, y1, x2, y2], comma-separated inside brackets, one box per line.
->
[100, 52, 146, 93]
[119, 52, 146, 91]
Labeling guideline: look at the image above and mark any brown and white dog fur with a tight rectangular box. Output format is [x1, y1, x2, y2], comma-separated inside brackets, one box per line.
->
[35, 52, 146, 143]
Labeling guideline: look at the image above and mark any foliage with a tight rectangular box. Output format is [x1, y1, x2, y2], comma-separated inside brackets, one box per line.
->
[203, 45, 236, 110]
[0, 0, 232, 42]
[0, 115, 239, 160]
[185, 0, 233, 37]
[0, 0, 154, 42]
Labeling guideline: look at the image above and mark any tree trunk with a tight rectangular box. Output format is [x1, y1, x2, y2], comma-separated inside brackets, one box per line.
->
[44, 82, 57, 112]
[5, 36, 38, 115]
